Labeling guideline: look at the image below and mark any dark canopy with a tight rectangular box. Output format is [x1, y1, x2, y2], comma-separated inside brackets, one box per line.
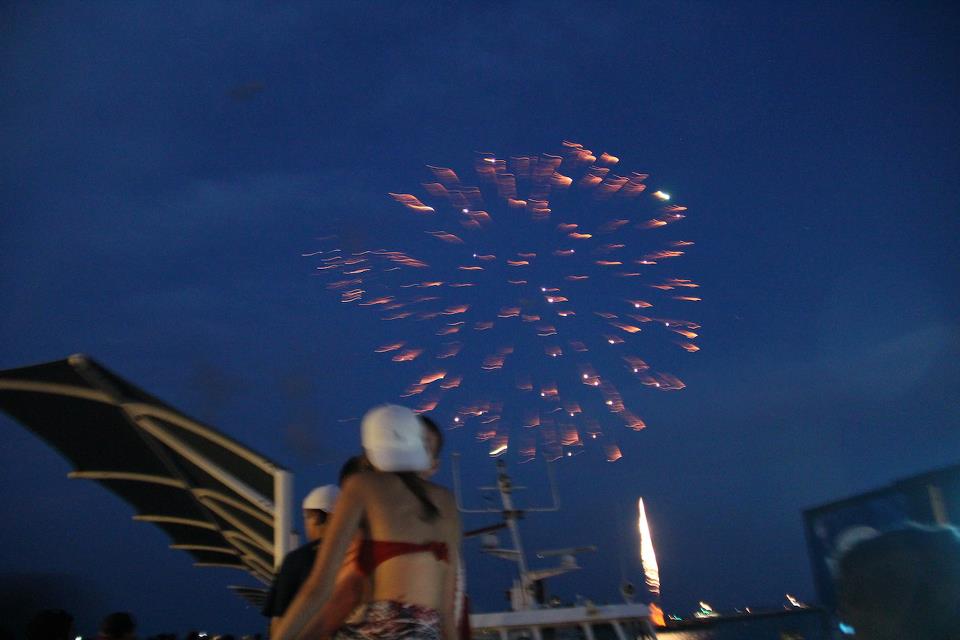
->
[0, 354, 293, 586]
[228, 585, 269, 610]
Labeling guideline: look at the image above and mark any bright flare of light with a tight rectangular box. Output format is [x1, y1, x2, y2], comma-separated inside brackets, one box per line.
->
[648, 603, 666, 628]
[653, 190, 671, 201]
[489, 441, 508, 457]
[638, 497, 661, 597]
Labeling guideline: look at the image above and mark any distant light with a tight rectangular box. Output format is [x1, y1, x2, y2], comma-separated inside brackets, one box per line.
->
[606, 400, 613, 405]
[786, 593, 806, 608]
[582, 373, 589, 379]
[839, 622, 856, 635]
[454, 416, 460, 423]
[462, 208, 469, 213]
[566, 451, 573, 457]
[653, 190, 671, 200]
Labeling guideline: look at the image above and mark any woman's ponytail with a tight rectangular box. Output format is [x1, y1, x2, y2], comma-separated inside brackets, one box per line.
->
[397, 472, 440, 521]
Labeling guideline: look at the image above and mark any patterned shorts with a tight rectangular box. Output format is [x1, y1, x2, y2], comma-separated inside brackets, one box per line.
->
[333, 600, 441, 640]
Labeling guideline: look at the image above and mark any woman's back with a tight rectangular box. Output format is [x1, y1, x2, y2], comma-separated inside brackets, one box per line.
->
[357, 470, 459, 610]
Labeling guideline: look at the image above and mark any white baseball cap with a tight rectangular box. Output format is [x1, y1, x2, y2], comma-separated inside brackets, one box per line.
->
[302, 484, 339, 512]
[361, 404, 430, 472]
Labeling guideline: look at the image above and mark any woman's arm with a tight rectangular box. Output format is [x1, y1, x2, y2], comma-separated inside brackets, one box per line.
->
[311, 537, 369, 638]
[273, 474, 367, 640]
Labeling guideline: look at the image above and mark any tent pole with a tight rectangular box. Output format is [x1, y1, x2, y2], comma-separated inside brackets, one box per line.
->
[274, 470, 293, 568]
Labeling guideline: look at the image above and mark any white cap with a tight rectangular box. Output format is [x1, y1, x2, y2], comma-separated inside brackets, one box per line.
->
[302, 485, 339, 512]
[361, 404, 430, 472]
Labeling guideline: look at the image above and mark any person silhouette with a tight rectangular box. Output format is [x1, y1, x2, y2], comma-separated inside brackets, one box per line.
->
[837, 523, 960, 640]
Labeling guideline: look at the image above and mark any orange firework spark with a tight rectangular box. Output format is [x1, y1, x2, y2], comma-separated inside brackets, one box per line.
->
[439, 378, 461, 391]
[419, 371, 447, 385]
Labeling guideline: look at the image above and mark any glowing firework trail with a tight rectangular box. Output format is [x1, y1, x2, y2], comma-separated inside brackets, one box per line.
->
[307, 142, 700, 461]
[638, 497, 661, 598]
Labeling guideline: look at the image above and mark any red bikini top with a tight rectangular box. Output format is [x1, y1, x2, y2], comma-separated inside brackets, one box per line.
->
[355, 539, 449, 575]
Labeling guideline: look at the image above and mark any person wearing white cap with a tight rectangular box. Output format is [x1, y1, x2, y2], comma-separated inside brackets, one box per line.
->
[262, 484, 340, 634]
[275, 404, 462, 640]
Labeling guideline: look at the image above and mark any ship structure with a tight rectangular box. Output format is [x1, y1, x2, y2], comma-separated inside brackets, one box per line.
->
[454, 457, 659, 640]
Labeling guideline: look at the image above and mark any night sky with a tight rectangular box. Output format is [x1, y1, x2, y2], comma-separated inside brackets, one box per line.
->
[2, 2, 959, 636]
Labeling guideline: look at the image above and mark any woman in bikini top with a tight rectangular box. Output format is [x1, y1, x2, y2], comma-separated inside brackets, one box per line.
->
[354, 538, 450, 575]
[274, 405, 462, 640]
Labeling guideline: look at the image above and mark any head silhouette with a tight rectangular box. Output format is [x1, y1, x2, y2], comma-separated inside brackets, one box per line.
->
[837, 523, 960, 640]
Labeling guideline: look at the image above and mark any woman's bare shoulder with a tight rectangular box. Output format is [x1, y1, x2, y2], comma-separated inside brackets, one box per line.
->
[342, 469, 389, 493]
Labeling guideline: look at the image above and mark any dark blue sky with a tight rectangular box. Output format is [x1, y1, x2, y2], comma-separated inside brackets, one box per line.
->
[2, 1, 959, 635]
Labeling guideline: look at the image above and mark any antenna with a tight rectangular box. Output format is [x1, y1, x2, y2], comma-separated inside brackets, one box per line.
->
[453, 454, 593, 611]
[451, 453, 560, 513]
[535, 546, 597, 558]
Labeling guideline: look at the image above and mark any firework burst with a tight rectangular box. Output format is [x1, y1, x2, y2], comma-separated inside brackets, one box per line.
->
[308, 142, 700, 462]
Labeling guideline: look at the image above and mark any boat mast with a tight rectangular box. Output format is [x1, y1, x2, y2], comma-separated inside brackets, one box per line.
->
[497, 458, 531, 578]
[454, 455, 593, 610]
